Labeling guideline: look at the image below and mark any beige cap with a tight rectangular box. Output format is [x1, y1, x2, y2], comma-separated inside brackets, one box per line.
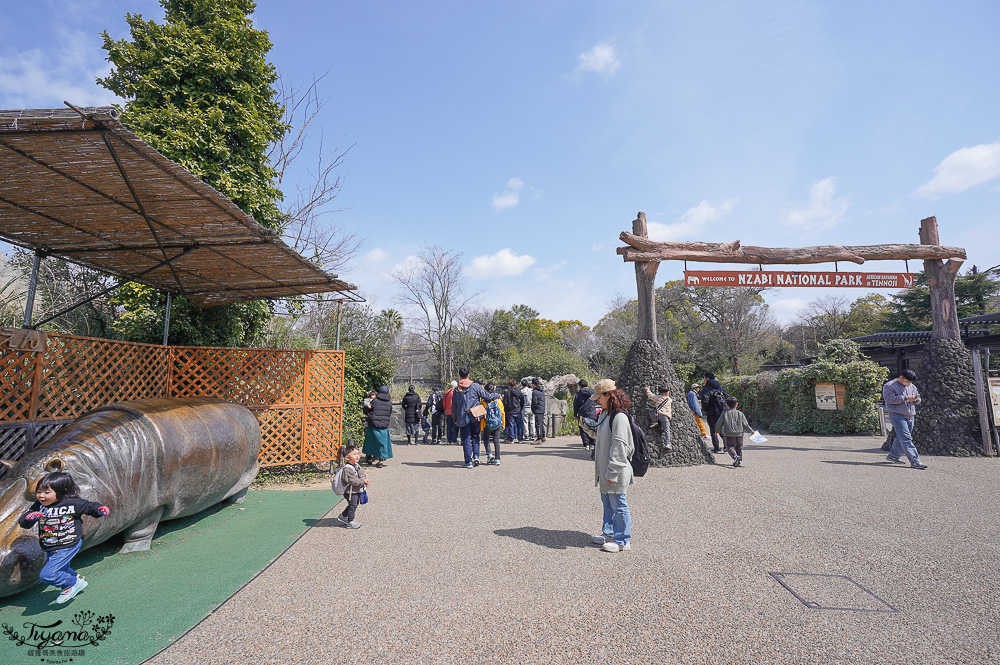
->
[691, 383, 701, 390]
[590, 379, 617, 400]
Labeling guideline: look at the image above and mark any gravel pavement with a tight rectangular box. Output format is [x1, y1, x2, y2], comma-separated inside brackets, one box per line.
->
[149, 434, 1000, 665]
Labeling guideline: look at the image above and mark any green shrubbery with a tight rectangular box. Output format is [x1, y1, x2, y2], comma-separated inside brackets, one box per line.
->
[724, 372, 783, 428]
[770, 340, 887, 434]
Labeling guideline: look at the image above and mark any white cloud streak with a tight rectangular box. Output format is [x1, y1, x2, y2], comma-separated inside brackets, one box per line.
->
[785, 178, 848, 229]
[491, 177, 524, 211]
[573, 42, 621, 78]
[647, 199, 738, 241]
[465, 248, 537, 279]
[916, 140, 1000, 198]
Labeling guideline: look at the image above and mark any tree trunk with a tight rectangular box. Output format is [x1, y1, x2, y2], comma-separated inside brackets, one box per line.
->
[632, 212, 659, 343]
[919, 216, 963, 341]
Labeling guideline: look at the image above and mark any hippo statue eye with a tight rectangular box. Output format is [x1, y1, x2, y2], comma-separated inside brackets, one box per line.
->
[45, 458, 64, 472]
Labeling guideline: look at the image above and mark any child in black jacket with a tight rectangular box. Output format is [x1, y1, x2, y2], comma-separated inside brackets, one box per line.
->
[19, 471, 109, 604]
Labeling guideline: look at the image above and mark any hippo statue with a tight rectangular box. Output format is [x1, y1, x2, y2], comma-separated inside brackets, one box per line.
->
[0, 397, 261, 599]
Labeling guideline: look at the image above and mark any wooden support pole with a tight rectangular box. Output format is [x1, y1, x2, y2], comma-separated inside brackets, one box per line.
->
[972, 349, 995, 456]
[919, 216, 964, 341]
[632, 212, 659, 343]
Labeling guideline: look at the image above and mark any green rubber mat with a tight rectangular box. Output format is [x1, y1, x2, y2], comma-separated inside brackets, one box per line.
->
[0, 488, 335, 665]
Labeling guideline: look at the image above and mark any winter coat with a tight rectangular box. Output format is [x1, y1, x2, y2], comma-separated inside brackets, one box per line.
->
[594, 410, 635, 494]
[341, 463, 367, 498]
[701, 379, 726, 417]
[401, 390, 422, 424]
[365, 393, 393, 429]
[502, 387, 523, 414]
[530, 386, 546, 415]
[452, 379, 488, 428]
[424, 391, 442, 416]
[481, 390, 506, 430]
[644, 388, 673, 419]
[573, 387, 597, 420]
[715, 408, 754, 437]
[443, 387, 455, 415]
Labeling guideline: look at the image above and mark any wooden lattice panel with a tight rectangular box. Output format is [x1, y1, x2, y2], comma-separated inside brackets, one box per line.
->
[230, 350, 306, 406]
[307, 351, 345, 406]
[303, 406, 342, 463]
[169, 347, 239, 400]
[0, 425, 27, 461]
[36, 335, 169, 420]
[255, 408, 304, 467]
[0, 349, 35, 422]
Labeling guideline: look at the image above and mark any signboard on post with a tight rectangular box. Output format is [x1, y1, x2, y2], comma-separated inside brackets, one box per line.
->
[684, 270, 914, 289]
[989, 377, 1000, 427]
[815, 383, 846, 410]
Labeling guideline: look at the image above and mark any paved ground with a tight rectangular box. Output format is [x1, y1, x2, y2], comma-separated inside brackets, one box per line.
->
[151, 434, 1000, 665]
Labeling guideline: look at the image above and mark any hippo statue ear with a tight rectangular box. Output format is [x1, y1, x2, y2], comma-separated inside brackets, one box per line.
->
[0, 460, 14, 470]
[44, 458, 64, 472]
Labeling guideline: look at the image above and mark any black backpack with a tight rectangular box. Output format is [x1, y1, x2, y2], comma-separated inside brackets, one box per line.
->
[616, 411, 650, 478]
[707, 389, 729, 414]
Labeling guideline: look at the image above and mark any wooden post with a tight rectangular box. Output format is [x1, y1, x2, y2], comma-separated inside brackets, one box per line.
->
[633, 212, 660, 342]
[971, 350, 994, 456]
[919, 216, 963, 340]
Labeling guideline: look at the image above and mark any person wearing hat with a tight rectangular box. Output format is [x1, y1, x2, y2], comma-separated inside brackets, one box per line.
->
[643, 385, 673, 451]
[687, 383, 709, 441]
[362, 386, 394, 468]
[582, 379, 635, 553]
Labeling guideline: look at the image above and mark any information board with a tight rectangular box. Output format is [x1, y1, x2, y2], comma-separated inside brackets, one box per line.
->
[815, 383, 846, 410]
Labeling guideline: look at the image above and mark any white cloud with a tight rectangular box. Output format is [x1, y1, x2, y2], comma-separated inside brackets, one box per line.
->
[465, 248, 537, 279]
[647, 199, 738, 241]
[768, 297, 809, 324]
[535, 260, 568, 281]
[573, 42, 621, 78]
[363, 248, 388, 264]
[0, 27, 122, 109]
[390, 254, 421, 276]
[916, 140, 1000, 198]
[785, 178, 848, 229]
[491, 177, 524, 211]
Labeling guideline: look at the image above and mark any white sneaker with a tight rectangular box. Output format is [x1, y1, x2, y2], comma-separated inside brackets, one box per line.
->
[56, 576, 87, 603]
[601, 542, 631, 553]
[591, 534, 609, 545]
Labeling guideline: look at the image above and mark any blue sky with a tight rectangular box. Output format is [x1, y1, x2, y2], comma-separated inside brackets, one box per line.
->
[2, 1, 999, 326]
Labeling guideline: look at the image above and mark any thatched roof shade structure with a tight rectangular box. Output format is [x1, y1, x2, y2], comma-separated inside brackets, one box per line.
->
[0, 106, 357, 306]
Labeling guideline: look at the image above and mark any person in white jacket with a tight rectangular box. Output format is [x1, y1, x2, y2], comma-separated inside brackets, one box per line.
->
[582, 379, 635, 553]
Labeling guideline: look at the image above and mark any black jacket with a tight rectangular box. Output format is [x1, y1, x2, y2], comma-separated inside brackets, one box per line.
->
[401, 391, 422, 424]
[424, 392, 442, 416]
[701, 379, 726, 417]
[530, 386, 546, 415]
[20, 497, 106, 552]
[573, 387, 597, 419]
[502, 387, 523, 413]
[366, 393, 393, 429]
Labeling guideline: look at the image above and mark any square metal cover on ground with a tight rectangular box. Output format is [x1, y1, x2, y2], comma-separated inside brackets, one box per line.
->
[769, 572, 899, 613]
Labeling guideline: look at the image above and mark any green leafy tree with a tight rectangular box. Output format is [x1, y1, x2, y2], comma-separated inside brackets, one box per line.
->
[882, 269, 1000, 332]
[98, 0, 287, 346]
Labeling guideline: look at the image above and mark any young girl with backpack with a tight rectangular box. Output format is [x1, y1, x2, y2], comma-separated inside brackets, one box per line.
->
[583, 379, 635, 553]
[480, 383, 505, 466]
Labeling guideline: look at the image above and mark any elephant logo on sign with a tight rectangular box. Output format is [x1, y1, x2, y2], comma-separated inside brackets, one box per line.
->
[687, 275, 700, 285]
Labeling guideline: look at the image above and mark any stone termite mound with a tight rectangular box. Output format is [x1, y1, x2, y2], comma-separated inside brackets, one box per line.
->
[912, 339, 983, 456]
[617, 339, 713, 467]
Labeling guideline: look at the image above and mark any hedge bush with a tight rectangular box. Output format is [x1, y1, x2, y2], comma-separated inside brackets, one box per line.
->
[770, 340, 888, 435]
[724, 372, 783, 428]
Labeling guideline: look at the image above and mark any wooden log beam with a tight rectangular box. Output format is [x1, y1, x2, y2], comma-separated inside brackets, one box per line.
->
[617, 232, 966, 265]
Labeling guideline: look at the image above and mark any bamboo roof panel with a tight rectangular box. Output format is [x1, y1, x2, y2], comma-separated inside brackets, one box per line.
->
[0, 106, 357, 305]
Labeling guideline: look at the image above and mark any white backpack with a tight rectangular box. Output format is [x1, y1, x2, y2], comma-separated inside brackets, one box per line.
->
[332, 465, 349, 495]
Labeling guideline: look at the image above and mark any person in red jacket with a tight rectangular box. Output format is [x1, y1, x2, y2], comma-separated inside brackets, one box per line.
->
[443, 380, 458, 443]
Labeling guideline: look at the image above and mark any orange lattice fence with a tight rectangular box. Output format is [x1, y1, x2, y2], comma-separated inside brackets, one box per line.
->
[0, 333, 344, 471]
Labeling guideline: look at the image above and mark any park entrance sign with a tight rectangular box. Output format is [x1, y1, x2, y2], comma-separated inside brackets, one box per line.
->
[683, 270, 915, 288]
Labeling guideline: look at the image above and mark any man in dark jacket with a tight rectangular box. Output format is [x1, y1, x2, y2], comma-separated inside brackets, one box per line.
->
[573, 379, 597, 451]
[530, 378, 546, 444]
[401, 385, 422, 444]
[424, 388, 443, 444]
[502, 379, 524, 442]
[700, 372, 727, 453]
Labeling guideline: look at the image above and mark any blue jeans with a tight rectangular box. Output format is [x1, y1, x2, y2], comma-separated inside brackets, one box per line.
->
[446, 415, 458, 443]
[506, 413, 524, 441]
[889, 414, 921, 464]
[40, 540, 82, 589]
[460, 423, 481, 464]
[600, 493, 631, 546]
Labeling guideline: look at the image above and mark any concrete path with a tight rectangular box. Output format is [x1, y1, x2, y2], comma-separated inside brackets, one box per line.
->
[151, 435, 1000, 664]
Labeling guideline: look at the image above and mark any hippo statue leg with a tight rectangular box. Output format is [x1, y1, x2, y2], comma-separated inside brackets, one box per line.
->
[120, 507, 165, 553]
[226, 488, 248, 504]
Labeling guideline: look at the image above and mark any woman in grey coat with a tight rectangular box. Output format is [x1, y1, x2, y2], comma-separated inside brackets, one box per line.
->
[582, 379, 635, 553]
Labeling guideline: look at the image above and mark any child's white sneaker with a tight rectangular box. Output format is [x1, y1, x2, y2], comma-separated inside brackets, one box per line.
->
[346, 520, 361, 529]
[601, 542, 631, 553]
[56, 576, 87, 603]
